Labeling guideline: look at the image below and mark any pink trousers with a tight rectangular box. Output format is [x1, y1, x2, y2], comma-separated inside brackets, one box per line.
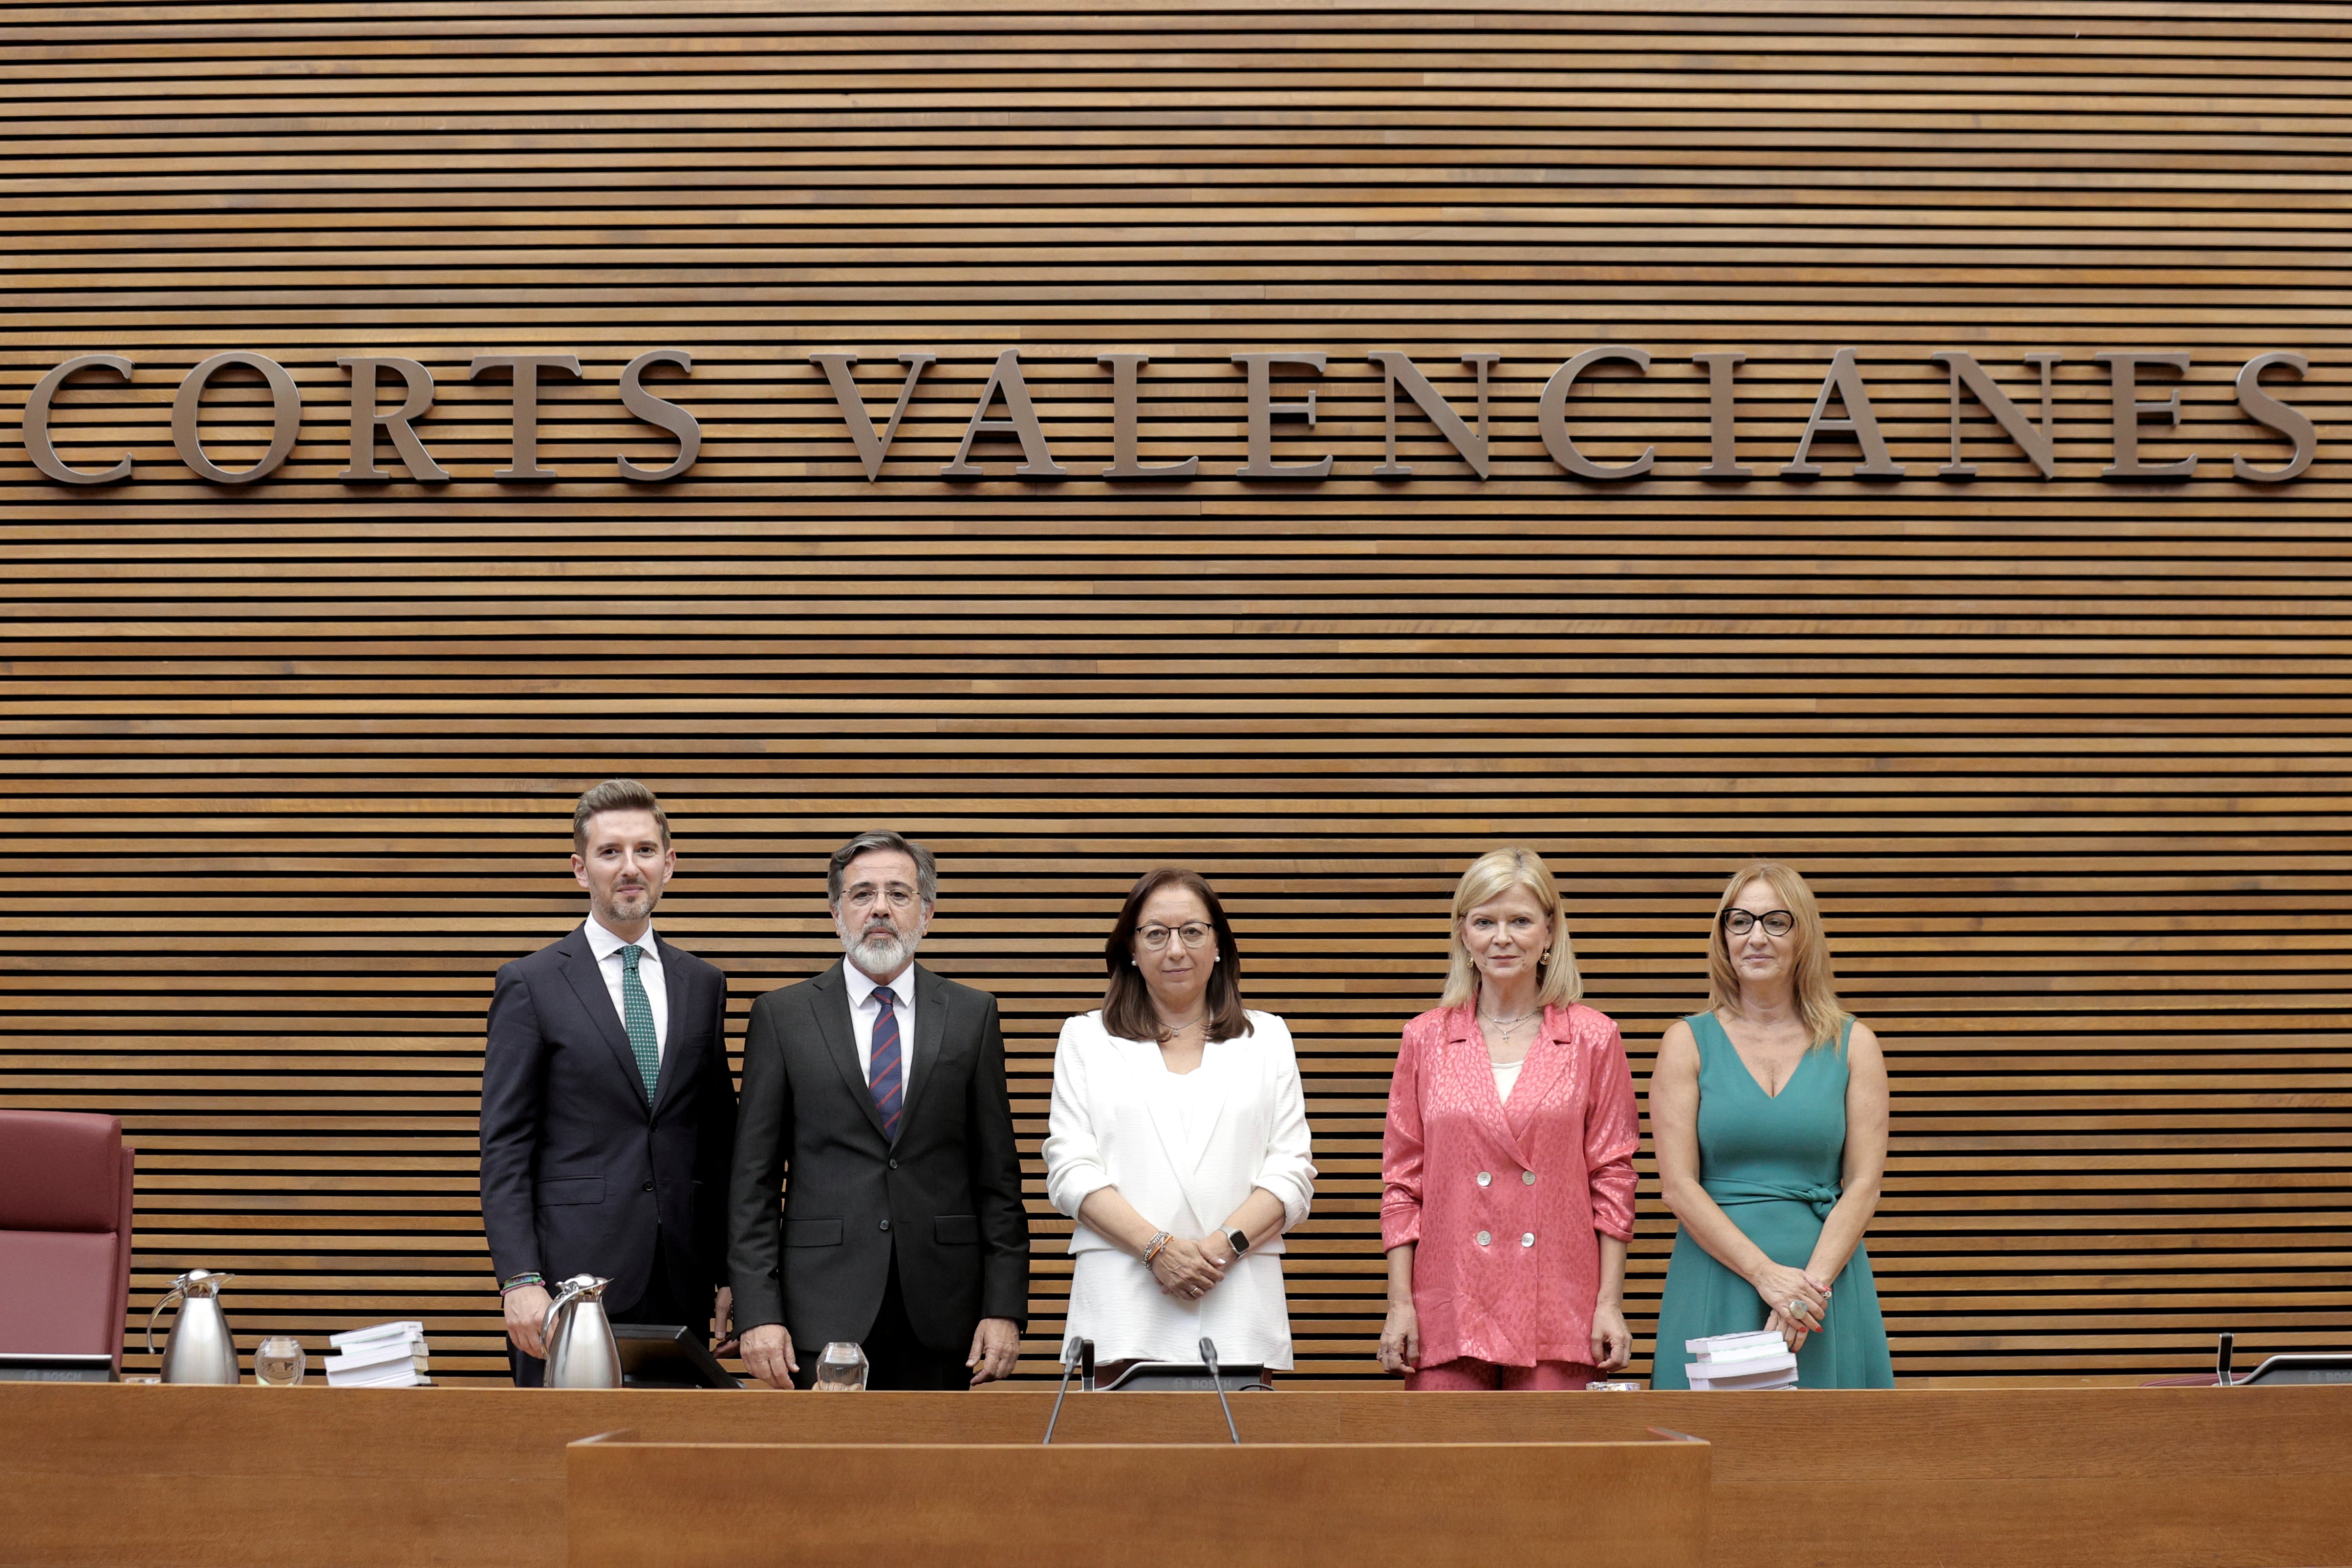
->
[1406, 1357, 1599, 1391]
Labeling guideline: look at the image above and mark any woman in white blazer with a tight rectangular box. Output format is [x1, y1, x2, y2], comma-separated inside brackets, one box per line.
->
[1044, 868, 1316, 1375]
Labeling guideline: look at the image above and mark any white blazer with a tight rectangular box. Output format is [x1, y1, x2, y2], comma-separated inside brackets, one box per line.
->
[1044, 1010, 1316, 1253]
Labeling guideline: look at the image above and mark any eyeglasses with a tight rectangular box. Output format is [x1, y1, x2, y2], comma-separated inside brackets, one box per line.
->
[1137, 922, 1214, 951]
[1721, 908, 1795, 938]
[843, 886, 918, 912]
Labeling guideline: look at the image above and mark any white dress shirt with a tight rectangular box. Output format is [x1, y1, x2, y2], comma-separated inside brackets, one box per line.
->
[584, 917, 668, 1061]
[844, 959, 917, 1097]
[1043, 1009, 1316, 1369]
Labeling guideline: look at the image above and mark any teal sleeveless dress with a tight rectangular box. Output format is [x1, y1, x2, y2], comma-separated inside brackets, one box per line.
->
[1649, 1012, 1893, 1389]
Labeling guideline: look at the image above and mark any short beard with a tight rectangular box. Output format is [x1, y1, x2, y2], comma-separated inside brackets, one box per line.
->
[594, 888, 658, 928]
[843, 926, 915, 976]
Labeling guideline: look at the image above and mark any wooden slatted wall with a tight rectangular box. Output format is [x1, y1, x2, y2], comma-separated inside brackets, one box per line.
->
[1, 0, 2346, 1384]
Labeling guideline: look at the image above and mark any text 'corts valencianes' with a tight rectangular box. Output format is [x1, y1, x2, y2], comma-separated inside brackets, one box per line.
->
[18, 345, 2319, 487]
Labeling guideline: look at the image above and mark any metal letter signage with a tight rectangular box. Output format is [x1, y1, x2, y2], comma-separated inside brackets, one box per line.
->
[1783, 349, 1905, 480]
[15, 344, 2326, 491]
[337, 357, 446, 482]
[1537, 347, 1655, 480]
[1231, 353, 1331, 479]
[172, 352, 303, 485]
[940, 349, 1066, 479]
[2232, 352, 2315, 483]
[1368, 351, 1500, 479]
[616, 349, 700, 482]
[1689, 351, 1753, 481]
[2095, 351, 2197, 480]
[1929, 351, 2062, 480]
[811, 351, 935, 482]
[24, 354, 136, 484]
[1098, 354, 1198, 479]
[470, 353, 583, 480]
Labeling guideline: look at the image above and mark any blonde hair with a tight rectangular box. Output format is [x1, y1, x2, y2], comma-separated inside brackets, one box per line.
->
[1706, 861, 1851, 1050]
[1439, 848, 1583, 1010]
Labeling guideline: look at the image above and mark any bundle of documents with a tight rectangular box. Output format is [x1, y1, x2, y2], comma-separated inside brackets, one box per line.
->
[1683, 1329, 1798, 1390]
[323, 1320, 431, 1387]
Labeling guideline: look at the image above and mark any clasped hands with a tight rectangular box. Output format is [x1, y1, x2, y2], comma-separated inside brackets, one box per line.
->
[1150, 1233, 1233, 1302]
[1751, 1262, 1833, 1352]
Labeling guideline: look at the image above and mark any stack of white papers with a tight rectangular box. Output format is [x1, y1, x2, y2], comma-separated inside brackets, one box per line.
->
[1683, 1329, 1798, 1390]
[324, 1320, 431, 1387]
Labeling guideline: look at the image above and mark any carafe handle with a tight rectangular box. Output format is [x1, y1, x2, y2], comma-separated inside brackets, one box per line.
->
[541, 1278, 588, 1349]
[143, 1286, 185, 1355]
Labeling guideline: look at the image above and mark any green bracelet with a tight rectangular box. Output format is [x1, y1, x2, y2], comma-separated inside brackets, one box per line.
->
[499, 1272, 545, 1295]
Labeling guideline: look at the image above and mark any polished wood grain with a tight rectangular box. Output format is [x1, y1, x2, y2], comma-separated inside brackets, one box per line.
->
[3, 1383, 2345, 1568]
[0, 2, 2347, 1385]
[566, 1433, 1711, 1568]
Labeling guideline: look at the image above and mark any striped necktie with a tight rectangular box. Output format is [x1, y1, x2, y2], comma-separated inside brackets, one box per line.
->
[868, 986, 904, 1140]
[618, 944, 661, 1103]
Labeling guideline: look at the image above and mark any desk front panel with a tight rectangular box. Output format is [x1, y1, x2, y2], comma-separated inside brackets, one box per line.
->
[5, 1384, 2345, 1568]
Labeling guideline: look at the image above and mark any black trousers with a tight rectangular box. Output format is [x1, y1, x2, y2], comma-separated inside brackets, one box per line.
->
[509, 1228, 706, 1388]
[792, 1249, 972, 1391]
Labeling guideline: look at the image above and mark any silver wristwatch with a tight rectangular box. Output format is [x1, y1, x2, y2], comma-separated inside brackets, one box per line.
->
[1227, 1227, 1251, 1257]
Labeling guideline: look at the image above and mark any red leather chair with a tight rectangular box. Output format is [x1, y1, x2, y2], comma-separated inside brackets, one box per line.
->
[0, 1111, 136, 1368]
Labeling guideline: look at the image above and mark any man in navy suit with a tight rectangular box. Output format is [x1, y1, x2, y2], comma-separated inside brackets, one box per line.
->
[479, 779, 736, 1385]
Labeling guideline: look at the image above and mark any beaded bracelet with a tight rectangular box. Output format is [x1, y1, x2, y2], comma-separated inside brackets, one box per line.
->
[1141, 1231, 1173, 1266]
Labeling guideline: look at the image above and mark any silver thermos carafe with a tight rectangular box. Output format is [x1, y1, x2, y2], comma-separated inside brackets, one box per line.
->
[541, 1274, 622, 1389]
[145, 1268, 240, 1385]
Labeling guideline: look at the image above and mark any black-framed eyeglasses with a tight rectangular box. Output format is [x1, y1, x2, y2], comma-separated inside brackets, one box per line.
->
[1721, 908, 1795, 938]
[1137, 922, 1215, 951]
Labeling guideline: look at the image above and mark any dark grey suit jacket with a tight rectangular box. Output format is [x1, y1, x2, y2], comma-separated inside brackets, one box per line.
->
[729, 960, 1028, 1351]
[478, 925, 735, 1310]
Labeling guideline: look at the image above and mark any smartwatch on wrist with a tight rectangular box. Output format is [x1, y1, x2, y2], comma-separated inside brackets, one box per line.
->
[1226, 1228, 1251, 1257]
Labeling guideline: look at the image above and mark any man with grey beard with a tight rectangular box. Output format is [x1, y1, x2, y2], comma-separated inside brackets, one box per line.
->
[728, 830, 1028, 1388]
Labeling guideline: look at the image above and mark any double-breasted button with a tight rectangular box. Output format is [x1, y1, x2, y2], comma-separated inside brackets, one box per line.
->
[642, 1181, 655, 1192]
[1475, 1171, 1492, 1187]
[1520, 1232, 1535, 1247]
[879, 1219, 892, 1232]
[1475, 1230, 1491, 1246]
[1522, 1171, 1537, 1185]
[888, 1159, 899, 1170]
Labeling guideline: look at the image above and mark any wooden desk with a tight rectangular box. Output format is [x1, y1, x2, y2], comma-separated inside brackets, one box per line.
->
[4, 1383, 2347, 1568]
[563, 1432, 1711, 1568]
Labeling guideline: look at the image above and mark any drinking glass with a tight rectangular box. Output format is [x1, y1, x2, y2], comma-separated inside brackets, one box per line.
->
[812, 1341, 869, 1391]
[254, 1335, 306, 1386]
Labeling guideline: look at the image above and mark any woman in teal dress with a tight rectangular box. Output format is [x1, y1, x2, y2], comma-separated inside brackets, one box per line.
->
[1650, 861, 1893, 1389]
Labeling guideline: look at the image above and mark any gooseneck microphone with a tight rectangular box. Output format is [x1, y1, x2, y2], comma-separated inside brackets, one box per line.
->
[1042, 1336, 1093, 1444]
[1199, 1336, 1241, 1444]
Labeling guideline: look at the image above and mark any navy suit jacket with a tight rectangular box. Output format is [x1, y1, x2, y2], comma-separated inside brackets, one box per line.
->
[479, 924, 735, 1310]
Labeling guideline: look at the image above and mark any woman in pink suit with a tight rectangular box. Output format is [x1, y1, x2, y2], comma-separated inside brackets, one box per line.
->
[1378, 848, 1640, 1389]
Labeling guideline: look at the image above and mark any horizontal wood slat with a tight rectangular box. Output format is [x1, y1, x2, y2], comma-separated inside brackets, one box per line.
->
[1, 0, 2347, 1384]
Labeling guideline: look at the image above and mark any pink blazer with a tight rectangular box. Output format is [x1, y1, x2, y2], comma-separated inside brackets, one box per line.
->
[1381, 1002, 1640, 1369]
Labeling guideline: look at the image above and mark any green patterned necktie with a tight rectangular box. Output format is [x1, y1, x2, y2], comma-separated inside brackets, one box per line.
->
[618, 943, 661, 1103]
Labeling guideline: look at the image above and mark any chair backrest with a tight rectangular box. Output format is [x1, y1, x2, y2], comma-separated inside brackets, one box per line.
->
[0, 1111, 136, 1366]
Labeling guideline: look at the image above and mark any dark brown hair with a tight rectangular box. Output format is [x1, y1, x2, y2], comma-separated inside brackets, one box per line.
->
[1100, 868, 1253, 1044]
[573, 777, 669, 850]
